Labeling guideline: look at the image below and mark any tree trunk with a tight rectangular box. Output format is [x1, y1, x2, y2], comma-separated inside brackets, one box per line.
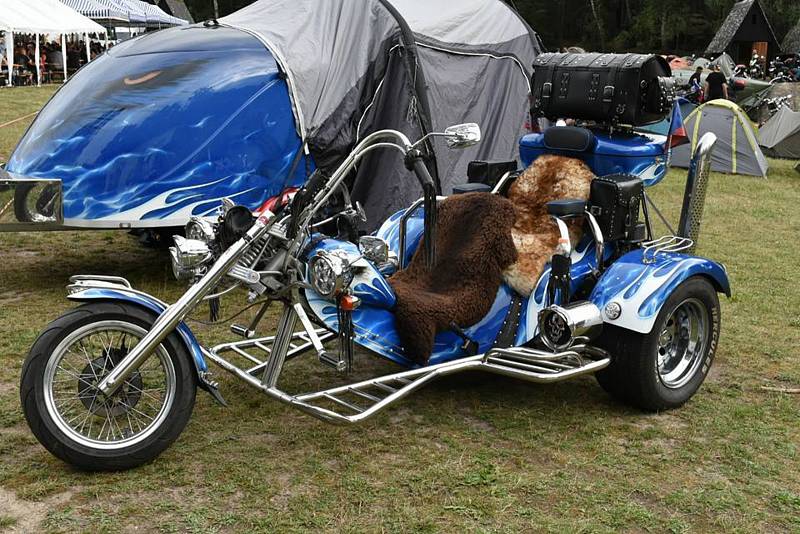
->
[588, 0, 605, 48]
[660, 6, 668, 51]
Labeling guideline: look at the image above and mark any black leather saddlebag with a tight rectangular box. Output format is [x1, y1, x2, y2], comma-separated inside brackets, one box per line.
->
[531, 52, 674, 126]
[589, 174, 643, 241]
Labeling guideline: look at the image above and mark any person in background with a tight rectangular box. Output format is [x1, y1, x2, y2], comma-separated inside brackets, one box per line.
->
[66, 43, 80, 70]
[688, 66, 703, 89]
[48, 45, 64, 72]
[14, 46, 31, 70]
[703, 64, 728, 102]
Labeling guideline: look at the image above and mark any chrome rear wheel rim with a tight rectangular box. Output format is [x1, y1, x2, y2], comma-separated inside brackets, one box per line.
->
[656, 298, 708, 389]
[43, 321, 176, 450]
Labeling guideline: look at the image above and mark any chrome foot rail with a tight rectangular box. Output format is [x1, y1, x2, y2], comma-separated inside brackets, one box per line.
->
[211, 329, 336, 375]
[204, 343, 610, 424]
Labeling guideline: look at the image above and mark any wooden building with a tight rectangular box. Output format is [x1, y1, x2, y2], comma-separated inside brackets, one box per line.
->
[705, 0, 780, 64]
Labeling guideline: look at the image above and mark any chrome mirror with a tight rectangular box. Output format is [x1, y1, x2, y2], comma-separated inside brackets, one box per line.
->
[444, 123, 481, 149]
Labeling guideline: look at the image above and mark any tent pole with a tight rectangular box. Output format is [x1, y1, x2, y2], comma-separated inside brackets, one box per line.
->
[85, 33, 90, 64]
[61, 34, 67, 83]
[5, 32, 12, 87]
[35, 33, 41, 87]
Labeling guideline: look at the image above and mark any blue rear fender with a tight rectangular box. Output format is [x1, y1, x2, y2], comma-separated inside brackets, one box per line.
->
[589, 249, 731, 334]
[67, 287, 208, 376]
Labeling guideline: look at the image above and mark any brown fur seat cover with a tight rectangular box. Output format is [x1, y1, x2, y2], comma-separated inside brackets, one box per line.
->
[502, 155, 595, 296]
[388, 193, 517, 364]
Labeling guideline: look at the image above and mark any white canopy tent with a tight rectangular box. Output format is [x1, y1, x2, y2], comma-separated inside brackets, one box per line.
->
[1, 0, 107, 86]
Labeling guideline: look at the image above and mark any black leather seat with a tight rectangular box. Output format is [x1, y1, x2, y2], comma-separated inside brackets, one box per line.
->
[546, 199, 587, 218]
[543, 126, 597, 153]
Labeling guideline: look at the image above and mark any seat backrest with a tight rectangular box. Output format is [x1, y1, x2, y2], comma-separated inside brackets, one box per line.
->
[543, 126, 596, 153]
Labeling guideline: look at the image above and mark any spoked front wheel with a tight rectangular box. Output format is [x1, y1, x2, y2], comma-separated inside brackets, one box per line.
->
[20, 302, 197, 470]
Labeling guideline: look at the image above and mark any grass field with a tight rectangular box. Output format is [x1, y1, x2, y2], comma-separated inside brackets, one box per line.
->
[0, 86, 799, 533]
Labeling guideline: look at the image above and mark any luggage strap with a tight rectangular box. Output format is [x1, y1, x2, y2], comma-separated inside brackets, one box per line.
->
[603, 52, 632, 121]
[492, 294, 525, 349]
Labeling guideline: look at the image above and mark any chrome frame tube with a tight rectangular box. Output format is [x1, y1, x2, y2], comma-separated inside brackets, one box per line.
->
[552, 217, 572, 256]
[398, 198, 425, 270]
[584, 210, 605, 271]
[96, 215, 276, 396]
[204, 339, 610, 424]
[261, 304, 299, 387]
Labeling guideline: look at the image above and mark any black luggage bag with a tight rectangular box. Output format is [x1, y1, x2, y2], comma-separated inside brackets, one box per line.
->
[531, 52, 674, 126]
[588, 174, 644, 242]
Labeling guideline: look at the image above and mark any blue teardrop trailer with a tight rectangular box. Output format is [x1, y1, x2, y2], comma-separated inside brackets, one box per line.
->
[1, 0, 542, 232]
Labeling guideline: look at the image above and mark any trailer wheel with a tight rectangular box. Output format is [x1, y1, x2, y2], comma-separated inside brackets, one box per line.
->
[14, 182, 59, 223]
[596, 276, 720, 411]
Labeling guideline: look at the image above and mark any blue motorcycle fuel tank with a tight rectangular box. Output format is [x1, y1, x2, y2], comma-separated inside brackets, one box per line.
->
[6, 25, 311, 228]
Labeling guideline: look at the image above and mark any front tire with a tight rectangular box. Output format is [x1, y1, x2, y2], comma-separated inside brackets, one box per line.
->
[20, 302, 197, 470]
[596, 277, 720, 411]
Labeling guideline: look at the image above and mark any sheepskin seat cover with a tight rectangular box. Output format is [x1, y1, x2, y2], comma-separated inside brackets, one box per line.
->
[502, 155, 595, 296]
[389, 192, 517, 364]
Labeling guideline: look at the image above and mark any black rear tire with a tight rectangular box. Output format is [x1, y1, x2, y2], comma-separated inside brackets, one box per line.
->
[595, 276, 720, 411]
[20, 302, 197, 471]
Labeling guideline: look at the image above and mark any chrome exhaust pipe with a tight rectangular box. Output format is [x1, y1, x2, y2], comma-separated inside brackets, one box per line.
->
[678, 133, 717, 254]
[538, 301, 603, 351]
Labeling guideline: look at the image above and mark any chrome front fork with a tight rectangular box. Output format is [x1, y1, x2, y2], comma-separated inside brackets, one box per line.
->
[96, 215, 272, 396]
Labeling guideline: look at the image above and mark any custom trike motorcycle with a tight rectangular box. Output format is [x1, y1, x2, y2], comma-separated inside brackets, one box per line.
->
[19, 123, 730, 470]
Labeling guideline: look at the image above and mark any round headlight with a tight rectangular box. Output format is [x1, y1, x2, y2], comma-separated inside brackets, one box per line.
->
[308, 251, 352, 298]
[169, 235, 212, 280]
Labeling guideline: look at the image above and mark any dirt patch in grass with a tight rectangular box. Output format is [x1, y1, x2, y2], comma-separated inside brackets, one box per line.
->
[0, 487, 74, 533]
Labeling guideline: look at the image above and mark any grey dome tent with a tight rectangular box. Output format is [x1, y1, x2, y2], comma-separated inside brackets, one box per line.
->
[220, 0, 542, 225]
[672, 99, 768, 177]
[759, 105, 800, 159]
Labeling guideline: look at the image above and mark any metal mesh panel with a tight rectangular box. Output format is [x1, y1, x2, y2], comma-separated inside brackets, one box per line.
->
[678, 133, 716, 254]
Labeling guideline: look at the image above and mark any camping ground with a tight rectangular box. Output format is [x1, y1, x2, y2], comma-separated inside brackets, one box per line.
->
[0, 87, 799, 532]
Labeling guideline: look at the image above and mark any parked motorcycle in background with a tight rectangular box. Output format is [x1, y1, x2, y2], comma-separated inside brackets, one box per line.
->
[768, 55, 800, 84]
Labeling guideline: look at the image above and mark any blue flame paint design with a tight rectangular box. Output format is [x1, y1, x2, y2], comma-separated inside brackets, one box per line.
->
[303, 233, 522, 367]
[589, 249, 729, 333]
[520, 236, 608, 343]
[6, 25, 312, 227]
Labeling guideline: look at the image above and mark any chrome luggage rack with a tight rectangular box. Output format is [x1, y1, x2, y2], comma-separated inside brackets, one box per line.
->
[642, 235, 693, 264]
